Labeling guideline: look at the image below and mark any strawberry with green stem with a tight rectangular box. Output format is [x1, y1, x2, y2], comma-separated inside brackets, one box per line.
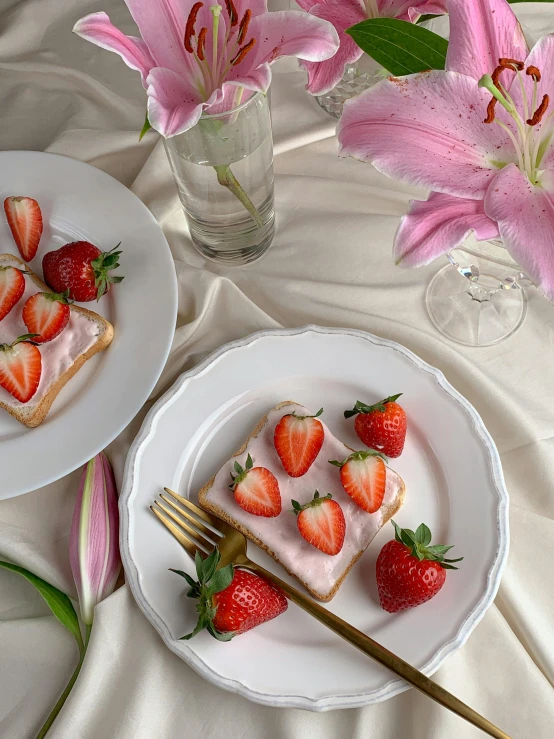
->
[345, 393, 407, 458]
[329, 450, 387, 514]
[274, 407, 324, 477]
[171, 548, 287, 641]
[291, 490, 346, 555]
[229, 453, 282, 517]
[0, 334, 42, 403]
[376, 521, 463, 613]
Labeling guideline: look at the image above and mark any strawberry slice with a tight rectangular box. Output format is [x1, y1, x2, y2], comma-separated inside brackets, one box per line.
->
[329, 451, 387, 514]
[22, 291, 71, 343]
[229, 454, 282, 517]
[4, 197, 43, 262]
[0, 266, 25, 321]
[274, 408, 324, 477]
[0, 335, 42, 403]
[292, 491, 346, 555]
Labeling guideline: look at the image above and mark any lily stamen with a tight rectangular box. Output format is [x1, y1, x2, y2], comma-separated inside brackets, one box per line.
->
[485, 98, 497, 124]
[499, 58, 524, 71]
[225, 0, 238, 26]
[238, 9, 252, 45]
[231, 38, 256, 66]
[184, 2, 203, 53]
[527, 94, 550, 126]
[527, 65, 541, 82]
[197, 27, 208, 62]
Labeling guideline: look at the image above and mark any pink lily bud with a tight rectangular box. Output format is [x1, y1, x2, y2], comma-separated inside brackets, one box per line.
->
[69, 453, 121, 625]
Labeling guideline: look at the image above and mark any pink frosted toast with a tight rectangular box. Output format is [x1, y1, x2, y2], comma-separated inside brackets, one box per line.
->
[199, 402, 406, 601]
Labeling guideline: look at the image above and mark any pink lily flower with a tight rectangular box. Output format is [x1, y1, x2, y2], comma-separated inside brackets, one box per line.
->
[298, 0, 447, 96]
[73, 0, 340, 137]
[338, 0, 554, 301]
[69, 453, 121, 626]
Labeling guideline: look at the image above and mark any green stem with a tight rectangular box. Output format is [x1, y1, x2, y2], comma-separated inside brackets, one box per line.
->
[35, 623, 92, 739]
[214, 164, 264, 228]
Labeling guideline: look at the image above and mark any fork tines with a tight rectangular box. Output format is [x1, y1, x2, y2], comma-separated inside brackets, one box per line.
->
[150, 488, 223, 558]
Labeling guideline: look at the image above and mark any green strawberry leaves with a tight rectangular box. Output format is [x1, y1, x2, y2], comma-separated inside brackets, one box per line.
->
[229, 453, 254, 490]
[344, 394, 403, 419]
[290, 490, 332, 515]
[291, 407, 324, 420]
[171, 548, 237, 642]
[391, 521, 463, 570]
[91, 243, 124, 300]
[329, 449, 388, 468]
[0, 560, 84, 654]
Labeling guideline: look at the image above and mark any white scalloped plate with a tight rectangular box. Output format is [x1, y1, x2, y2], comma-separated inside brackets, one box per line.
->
[120, 326, 509, 710]
[0, 151, 177, 497]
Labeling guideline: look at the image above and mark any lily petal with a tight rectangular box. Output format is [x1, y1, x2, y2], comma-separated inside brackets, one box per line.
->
[123, 0, 197, 75]
[394, 192, 499, 267]
[73, 12, 155, 86]
[298, 2, 365, 96]
[245, 10, 340, 69]
[338, 71, 513, 199]
[377, 0, 446, 22]
[147, 67, 211, 137]
[484, 164, 554, 302]
[507, 34, 554, 149]
[69, 453, 121, 626]
[445, 0, 528, 80]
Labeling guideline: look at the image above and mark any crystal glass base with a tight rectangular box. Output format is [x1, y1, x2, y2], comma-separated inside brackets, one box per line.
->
[425, 237, 531, 347]
[315, 55, 382, 119]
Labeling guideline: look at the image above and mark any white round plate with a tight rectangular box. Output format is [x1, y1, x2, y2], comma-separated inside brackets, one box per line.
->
[120, 326, 508, 711]
[0, 151, 177, 498]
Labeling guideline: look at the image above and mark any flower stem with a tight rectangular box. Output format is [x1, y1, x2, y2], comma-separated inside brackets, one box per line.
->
[214, 164, 264, 228]
[35, 623, 92, 739]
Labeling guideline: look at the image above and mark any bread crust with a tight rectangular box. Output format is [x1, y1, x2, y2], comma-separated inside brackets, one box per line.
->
[198, 401, 406, 602]
[0, 254, 114, 427]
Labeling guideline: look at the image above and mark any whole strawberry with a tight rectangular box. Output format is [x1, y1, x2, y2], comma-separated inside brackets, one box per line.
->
[172, 548, 287, 640]
[376, 521, 463, 613]
[345, 394, 406, 458]
[42, 241, 124, 302]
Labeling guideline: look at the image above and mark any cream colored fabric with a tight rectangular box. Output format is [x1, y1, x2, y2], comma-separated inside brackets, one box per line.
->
[1, 2, 553, 737]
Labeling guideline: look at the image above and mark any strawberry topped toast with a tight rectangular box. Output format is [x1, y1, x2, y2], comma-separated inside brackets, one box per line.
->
[199, 402, 406, 602]
[0, 253, 113, 427]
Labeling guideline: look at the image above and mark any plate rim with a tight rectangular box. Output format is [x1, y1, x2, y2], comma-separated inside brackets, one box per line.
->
[119, 324, 510, 711]
[0, 150, 178, 498]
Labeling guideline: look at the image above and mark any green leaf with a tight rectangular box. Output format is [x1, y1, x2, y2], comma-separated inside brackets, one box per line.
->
[426, 544, 454, 557]
[202, 549, 220, 583]
[0, 561, 83, 654]
[169, 568, 198, 589]
[207, 623, 235, 641]
[234, 460, 242, 475]
[415, 523, 432, 547]
[328, 459, 344, 468]
[194, 550, 204, 580]
[346, 18, 448, 76]
[392, 520, 404, 544]
[209, 564, 234, 594]
[245, 454, 253, 470]
[139, 112, 152, 142]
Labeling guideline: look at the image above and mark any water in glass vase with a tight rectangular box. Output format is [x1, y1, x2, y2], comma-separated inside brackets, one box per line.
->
[165, 92, 275, 265]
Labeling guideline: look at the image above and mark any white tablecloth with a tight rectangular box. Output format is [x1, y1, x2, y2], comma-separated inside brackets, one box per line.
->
[1, 2, 554, 737]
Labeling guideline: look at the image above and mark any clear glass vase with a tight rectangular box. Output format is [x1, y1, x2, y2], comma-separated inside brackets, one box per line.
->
[315, 54, 383, 119]
[164, 91, 275, 265]
[425, 234, 533, 347]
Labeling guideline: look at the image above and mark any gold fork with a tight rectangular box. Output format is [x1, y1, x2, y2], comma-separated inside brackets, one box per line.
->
[152, 488, 510, 739]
